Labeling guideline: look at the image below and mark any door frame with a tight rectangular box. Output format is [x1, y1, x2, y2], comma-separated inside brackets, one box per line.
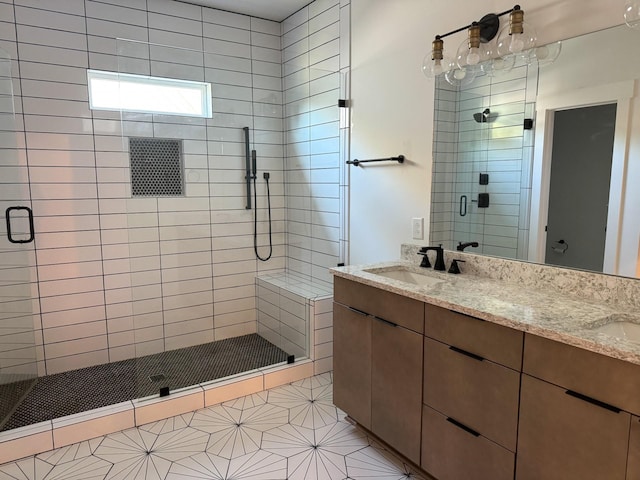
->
[529, 80, 634, 275]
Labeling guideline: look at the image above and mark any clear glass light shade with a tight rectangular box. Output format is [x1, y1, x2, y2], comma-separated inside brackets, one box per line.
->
[481, 54, 516, 77]
[455, 37, 492, 70]
[496, 22, 537, 57]
[422, 53, 454, 78]
[526, 41, 562, 66]
[625, 0, 640, 28]
[444, 66, 477, 87]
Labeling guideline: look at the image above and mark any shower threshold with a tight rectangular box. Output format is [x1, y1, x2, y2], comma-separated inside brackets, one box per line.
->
[1, 334, 288, 432]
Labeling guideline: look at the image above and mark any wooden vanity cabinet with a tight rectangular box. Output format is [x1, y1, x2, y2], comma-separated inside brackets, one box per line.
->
[371, 315, 423, 464]
[629, 416, 640, 480]
[422, 405, 515, 480]
[517, 334, 638, 480]
[333, 277, 424, 464]
[517, 374, 630, 480]
[333, 303, 371, 428]
[422, 304, 523, 479]
[423, 336, 520, 451]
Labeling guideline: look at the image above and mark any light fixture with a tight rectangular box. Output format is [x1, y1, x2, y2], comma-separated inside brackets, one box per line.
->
[444, 66, 477, 87]
[455, 24, 484, 68]
[422, 37, 454, 78]
[496, 6, 537, 57]
[525, 41, 562, 67]
[481, 55, 516, 77]
[423, 5, 536, 87]
[624, 0, 640, 28]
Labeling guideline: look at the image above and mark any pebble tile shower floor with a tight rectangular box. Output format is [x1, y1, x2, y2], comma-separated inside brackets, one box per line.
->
[0, 372, 429, 480]
[1, 334, 287, 431]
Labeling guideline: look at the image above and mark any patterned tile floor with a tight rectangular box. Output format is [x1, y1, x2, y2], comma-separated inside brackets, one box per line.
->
[0, 373, 429, 480]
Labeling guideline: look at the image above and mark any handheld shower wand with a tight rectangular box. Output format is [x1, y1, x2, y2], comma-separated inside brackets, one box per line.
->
[251, 149, 273, 262]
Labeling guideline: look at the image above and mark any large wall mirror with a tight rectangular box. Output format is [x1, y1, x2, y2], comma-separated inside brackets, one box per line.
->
[429, 24, 640, 279]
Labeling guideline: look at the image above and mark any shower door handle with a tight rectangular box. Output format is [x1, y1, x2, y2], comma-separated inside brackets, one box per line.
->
[5, 206, 35, 244]
[459, 195, 467, 217]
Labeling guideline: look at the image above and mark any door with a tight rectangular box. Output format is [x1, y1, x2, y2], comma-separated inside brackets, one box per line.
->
[545, 104, 616, 271]
[371, 318, 423, 464]
[333, 303, 371, 428]
[516, 374, 629, 480]
[0, 49, 37, 429]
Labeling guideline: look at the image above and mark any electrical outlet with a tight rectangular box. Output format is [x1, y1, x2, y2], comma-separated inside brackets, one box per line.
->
[412, 217, 424, 240]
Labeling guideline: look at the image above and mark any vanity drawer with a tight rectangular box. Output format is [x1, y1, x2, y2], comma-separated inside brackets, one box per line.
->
[334, 276, 424, 333]
[523, 334, 640, 415]
[423, 337, 520, 451]
[424, 304, 523, 370]
[421, 404, 514, 480]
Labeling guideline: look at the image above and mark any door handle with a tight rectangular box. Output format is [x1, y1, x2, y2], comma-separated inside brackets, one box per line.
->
[459, 195, 467, 217]
[5, 206, 35, 244]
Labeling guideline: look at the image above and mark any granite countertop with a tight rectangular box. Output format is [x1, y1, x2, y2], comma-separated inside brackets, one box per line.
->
[331, 261, 640, 366]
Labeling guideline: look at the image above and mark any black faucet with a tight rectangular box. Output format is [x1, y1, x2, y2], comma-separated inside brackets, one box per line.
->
[418, 245, 446, 271]
[457, 241, 479, 252]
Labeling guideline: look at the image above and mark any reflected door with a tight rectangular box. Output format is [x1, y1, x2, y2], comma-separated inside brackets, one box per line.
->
[545, 104, 616, 271]
[0, 50, 37, 429]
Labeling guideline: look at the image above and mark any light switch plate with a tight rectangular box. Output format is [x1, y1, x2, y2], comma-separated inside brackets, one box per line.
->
[412, 217, 424, 240]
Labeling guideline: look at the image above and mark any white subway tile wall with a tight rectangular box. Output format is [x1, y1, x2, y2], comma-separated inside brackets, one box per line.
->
[282, 0, 347, 285]
[0, 0, 350, 376]
[430, 62, 535, 260]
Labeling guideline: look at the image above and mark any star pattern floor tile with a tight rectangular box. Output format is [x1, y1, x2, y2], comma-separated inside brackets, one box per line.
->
[0, 372, 431, 480]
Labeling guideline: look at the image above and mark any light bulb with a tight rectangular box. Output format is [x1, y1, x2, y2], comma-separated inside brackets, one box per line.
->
[625, 0, 640, 28]
[422, 53, 453, 78]
[481, 55, 516, 77]
[496, 8, 537, 58]
[466, 47, 481, 66]
[525, 41, 562, 67]
[455, 37, 487, 72]
[444, 66, 477, 87]
[496, 25, 537, 57]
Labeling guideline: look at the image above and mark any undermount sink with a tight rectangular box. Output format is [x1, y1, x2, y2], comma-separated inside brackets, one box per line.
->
[365, 268, 443, 288]
[589, 314, 640, 344]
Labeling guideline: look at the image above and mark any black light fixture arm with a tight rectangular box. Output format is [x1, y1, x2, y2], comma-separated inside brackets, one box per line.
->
[434, 5, 520, 42]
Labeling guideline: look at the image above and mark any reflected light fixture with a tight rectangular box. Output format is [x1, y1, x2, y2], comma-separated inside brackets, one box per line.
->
[526, 41, 562, 67]
[624, 0, 640, 28]
[423, 5, 537, 86]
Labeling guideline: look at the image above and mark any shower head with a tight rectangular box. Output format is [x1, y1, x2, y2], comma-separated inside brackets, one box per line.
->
[473, 108, 491, 123]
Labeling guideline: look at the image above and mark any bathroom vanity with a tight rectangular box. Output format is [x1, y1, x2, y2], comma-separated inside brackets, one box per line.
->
[332, 251, 640, 480]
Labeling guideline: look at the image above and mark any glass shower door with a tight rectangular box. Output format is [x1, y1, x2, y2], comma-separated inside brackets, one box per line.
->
[0, 48, 37, 429]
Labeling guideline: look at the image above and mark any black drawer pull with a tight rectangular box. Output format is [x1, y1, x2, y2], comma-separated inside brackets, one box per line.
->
[373, 316, 397, 327]
[446, 417, 480, 437]
[449, 346, 484, 362]
[347, 306, 369, 316]
[565, 390, 621, 414]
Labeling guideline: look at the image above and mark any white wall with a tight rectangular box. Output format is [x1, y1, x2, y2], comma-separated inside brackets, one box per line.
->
[349, 0, 623, 265]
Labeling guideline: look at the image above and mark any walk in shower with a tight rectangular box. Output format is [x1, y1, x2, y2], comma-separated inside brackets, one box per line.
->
[430, 60, 536, 260]
[0, 0, 347, 435]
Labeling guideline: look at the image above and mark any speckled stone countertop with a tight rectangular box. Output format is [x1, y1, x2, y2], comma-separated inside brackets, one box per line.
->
[330, 261, 640, 366]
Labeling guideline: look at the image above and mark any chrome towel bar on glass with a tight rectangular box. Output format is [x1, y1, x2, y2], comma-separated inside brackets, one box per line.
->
[347, 155, 405, 167]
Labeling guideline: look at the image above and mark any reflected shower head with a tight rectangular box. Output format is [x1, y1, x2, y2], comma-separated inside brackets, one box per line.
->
[473, 108, 491, 123]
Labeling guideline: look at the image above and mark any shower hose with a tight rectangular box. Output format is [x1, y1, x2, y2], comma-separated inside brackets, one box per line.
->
[253, 172, 273, 261]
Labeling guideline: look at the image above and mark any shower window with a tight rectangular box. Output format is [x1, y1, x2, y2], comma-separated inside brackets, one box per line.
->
[87, 69, 212, 118]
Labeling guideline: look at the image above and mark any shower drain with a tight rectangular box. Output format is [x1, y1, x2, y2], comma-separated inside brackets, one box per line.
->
[149, 374, 166, 382]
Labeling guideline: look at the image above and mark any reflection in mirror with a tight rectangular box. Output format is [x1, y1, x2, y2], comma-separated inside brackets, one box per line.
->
[430, 24, 640, 279]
